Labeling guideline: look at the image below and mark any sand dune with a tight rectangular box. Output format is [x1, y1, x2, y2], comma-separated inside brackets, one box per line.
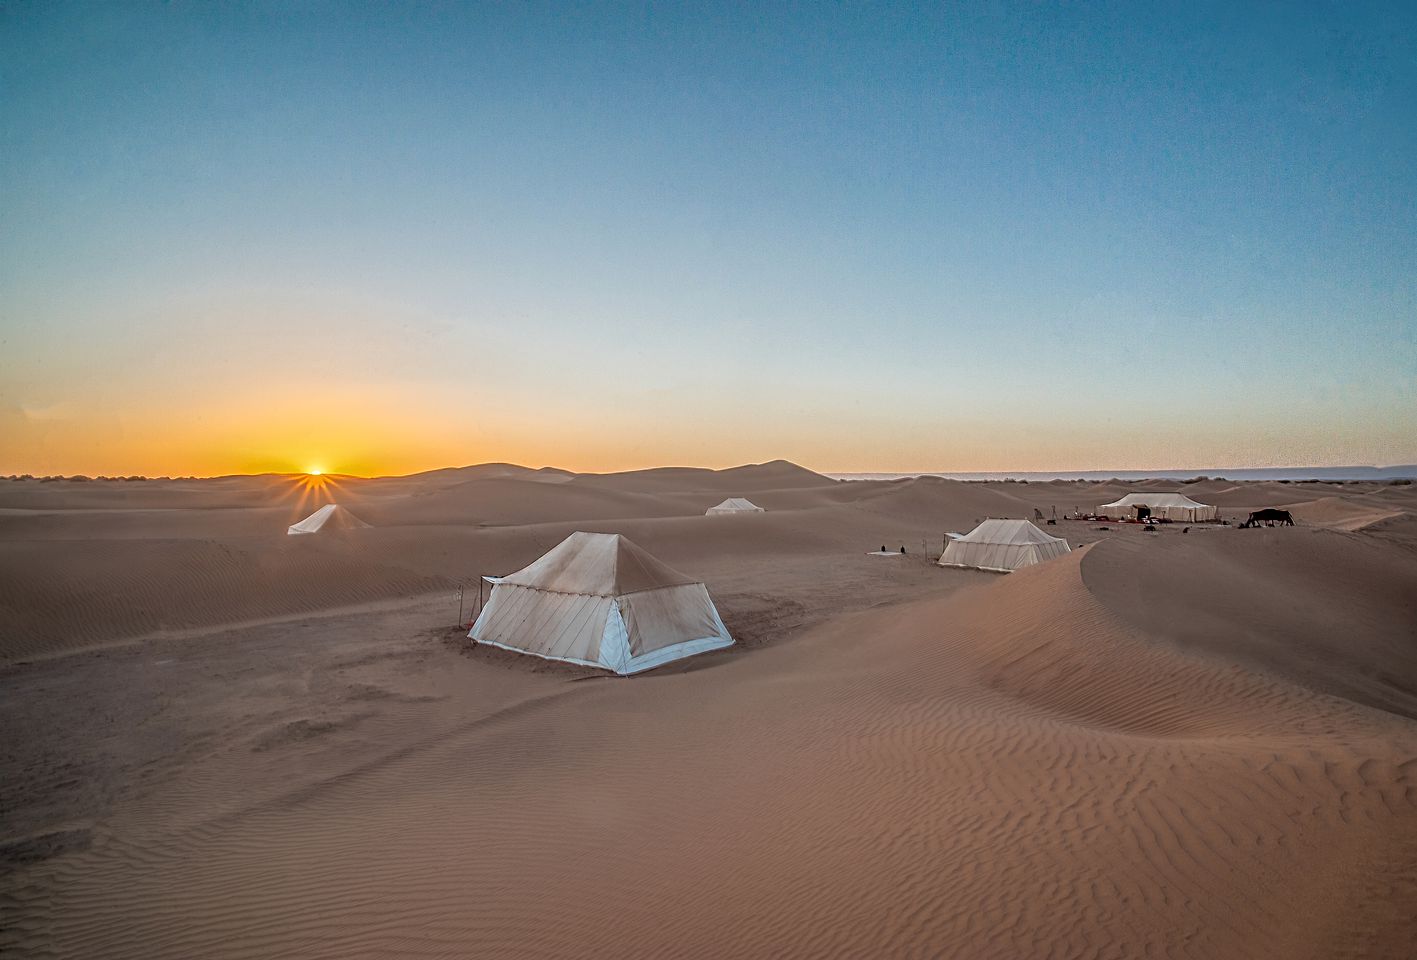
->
[1198, 482, 1317, 508]
[569, 458, 836, 493]
[1284, 495, 1405, 531]
[366, 475, 698, 525]
[385, 462, 576, 485]
[3, 464, 1416, 958]
[1082, 526, 1417, 718]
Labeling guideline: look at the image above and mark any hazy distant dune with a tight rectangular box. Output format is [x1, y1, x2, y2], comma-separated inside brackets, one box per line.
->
[569, 459, 837, 493]
[362, 462, 576, 494]
[366, 475, 699, 526]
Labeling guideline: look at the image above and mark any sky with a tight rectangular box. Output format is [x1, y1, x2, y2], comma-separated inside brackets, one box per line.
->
[2, 1, 1414, 477]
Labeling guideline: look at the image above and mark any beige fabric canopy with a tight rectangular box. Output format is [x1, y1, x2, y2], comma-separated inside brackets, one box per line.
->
[287, 503, 370, 535]
[706, 497, 765, 515]
[1095, 493, 1217, 521]
[470, 532, 733, 675]
[938, 519, 1070, 573]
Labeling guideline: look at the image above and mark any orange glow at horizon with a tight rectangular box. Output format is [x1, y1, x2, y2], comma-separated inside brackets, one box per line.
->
[3, 375, 1415, 479]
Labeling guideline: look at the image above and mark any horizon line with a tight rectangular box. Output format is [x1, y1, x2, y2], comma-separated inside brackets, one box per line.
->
[5, 460, 1417, 482]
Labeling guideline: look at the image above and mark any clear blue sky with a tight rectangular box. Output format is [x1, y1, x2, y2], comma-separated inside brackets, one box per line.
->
[3, 1, 1414, 475]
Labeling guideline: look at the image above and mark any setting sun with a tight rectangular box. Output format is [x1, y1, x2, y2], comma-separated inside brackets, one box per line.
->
[308, 468, 323, 476]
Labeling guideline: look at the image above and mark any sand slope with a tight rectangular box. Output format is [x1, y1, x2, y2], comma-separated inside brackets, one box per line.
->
[4, 548, 1415, 958]
[0, 535, 450, 663]
[1081, 525, 1417, 718]
[1284, 496, 1405, 531]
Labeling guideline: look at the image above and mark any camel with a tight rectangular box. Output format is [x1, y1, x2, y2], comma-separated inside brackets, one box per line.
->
[1241, 509, 1294, 528]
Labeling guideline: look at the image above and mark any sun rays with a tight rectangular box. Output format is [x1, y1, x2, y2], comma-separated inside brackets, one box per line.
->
[284, 470, 346, 515]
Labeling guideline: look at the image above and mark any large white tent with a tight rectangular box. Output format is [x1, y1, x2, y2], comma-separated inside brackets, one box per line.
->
[287, 503, 371, 535]
[706, 497, 765, 515]
[1095, 492, 1217, 522]
[938, 519, 1071, 573]
[469, 532, 734, 675]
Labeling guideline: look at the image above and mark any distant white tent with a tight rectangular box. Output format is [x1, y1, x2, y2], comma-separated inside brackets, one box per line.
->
[287, 503, 371, 535]
[938, 519, 1070, 573]
[1095, 492, 1217, 522]
[469, 532, 733, 675]
[706, 497, 765, 515]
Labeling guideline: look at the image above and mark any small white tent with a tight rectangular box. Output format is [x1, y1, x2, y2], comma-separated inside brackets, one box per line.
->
[706, 497, 765, 516]
[1095, 492, 1217, 522]
[470, 532, 733, 675]
[287, 503, 371, 535]
[938, 519, 1070, 573]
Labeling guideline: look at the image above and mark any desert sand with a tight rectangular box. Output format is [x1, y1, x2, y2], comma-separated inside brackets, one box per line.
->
[2, 462, 1416, 958]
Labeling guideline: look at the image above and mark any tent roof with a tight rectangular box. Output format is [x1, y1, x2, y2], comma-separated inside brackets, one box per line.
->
[957, 518, 1066, 546]
[709, 497, 762, 510]
[287, 503, 370, 534]
[501, 532, 699, 597]
[1098, 492, 1211, 509]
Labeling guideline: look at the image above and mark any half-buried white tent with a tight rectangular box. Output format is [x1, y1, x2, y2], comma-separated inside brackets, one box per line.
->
[706, 497, 765, 515]
[938, 519, 1070, 573]
[287, 503, 371, 535]
[470, 532, 733, 675]
[1095, 492, 1217, 522]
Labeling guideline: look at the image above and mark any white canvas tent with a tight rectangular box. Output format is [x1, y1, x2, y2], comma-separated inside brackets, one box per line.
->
[1095, 492, 1217, 522]
[706, 497, 765, 515]
[469, 532, 733, 675]
[938, 519, 1070, 573]
[287, 503, 371, 535]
